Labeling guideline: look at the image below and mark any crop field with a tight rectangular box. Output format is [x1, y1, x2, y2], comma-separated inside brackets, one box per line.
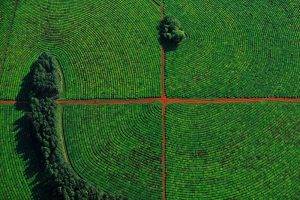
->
[1, 0, 300, 199]
[167, 103, 300, 199]
[63, 104, 162, 199]
[0, 106, 33, 199]
[0, 0, 161, 100]
[165, 0, 300, 98]
[0, 1, 15, 61]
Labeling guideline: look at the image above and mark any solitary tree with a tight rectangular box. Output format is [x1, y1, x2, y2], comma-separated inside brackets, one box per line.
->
[158, 16, 186, 50]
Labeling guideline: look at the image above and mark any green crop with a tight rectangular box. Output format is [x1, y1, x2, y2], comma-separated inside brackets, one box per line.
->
[165, 0, 300, 98]
[0, 0, 161, 100]
[0, 106, 32, 199]
[166, 103, 300, 199]
[63, 104, 162, 199]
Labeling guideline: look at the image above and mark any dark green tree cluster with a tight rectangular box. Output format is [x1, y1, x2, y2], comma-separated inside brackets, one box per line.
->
[158, 16, 186, 50]
[26, 53, 123, 200]
[30, 55, 59, 99]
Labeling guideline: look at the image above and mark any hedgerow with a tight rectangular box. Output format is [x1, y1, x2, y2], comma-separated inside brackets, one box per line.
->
[25, 52, 122, 200]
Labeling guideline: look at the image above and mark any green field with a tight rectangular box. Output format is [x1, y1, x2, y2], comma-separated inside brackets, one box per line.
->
[63, 104, 162, 199]
[0, 0, 161, 100]
[0, 1, 15, 61]
[1, 0, 300, 199]
[165, 0, 300, 98]
[167, 103, 300, 199]
[0, 106, 32, 199]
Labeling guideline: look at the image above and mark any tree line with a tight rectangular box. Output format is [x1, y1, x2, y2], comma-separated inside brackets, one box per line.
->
[24, 52, 125, 200]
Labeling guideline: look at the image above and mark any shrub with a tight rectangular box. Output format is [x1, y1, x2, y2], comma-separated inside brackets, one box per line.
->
[158, 16, 186, 50]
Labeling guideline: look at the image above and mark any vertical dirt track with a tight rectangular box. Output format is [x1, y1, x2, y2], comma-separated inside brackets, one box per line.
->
[160, 42, 168, 200]
[160, 3, 168, 200]
[161, 103, 167, 200]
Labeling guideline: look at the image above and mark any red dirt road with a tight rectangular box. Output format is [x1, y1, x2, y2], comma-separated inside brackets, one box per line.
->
[0, 100, 16, 105]
[1, 97, 300, 106]
[161, 47, 166, 99]
[166, 97, 300, 104]
[160, 5, 167, 199]
[161, 103, 167, 200]
[56, 98, 160, 105]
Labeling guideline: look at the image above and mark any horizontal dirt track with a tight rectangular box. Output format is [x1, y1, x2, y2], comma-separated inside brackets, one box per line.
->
[0, 100, 16, 105]
[56, 98, 160, 105]
[166, 97, 300, 104]
[1, 98, 300, 106]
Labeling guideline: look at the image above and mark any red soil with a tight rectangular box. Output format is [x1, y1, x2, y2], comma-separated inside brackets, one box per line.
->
[161, 103, 167, 200]
[1, 98, 299, 106]
[160, 4, 167, 199]
[167, 97, 300, 104]
[56, 98, 160, 105]
[0, 100, 16, 105]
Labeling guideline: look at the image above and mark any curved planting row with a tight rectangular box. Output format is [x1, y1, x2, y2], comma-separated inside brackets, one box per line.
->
[0, 0, 161, 100]
[0, 0, 16, 74]
[63, 104, 162, 199]
[0, 0, 52, 99]
[166, 103, 300, 199]
[0, 106, 32, 199]
[165, 0, 300, 98]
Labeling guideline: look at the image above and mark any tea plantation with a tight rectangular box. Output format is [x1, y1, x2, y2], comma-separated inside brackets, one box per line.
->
[0, 106, 33, 199]
[0, 0, 299, 199]
[63, 104, 162, 199]
[0, 0, 161, 99]
[165, 0, 300, 98]
[167, 103, 300, 199]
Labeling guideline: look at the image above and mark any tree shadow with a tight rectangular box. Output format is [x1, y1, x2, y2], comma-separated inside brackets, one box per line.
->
[13, 59, 126, 200]
[158, 36, 179, 52]
[14, 68, 53, 200]
[15, 72, 32, 112]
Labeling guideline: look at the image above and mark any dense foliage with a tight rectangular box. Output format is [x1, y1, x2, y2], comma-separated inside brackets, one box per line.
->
[30, 56, 59, 99]
[26, 53, 122, 200]
[158, 16, 186, 50]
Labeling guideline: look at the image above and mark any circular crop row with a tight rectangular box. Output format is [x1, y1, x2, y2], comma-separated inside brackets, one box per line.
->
[0, 1, 15, 73]
[0, 0, 54, 100]
[166, 103, 300, 199]
[1, 0, 163, 100]
[0, 106, 32, 199]
[63, 104, 163, 199]
[165, 0, 300, 98]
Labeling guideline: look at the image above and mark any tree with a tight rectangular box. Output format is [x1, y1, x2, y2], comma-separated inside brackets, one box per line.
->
[24, 53, 123, 200]
[30, 52, 59, 99]
[158, 16, 186, 50]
